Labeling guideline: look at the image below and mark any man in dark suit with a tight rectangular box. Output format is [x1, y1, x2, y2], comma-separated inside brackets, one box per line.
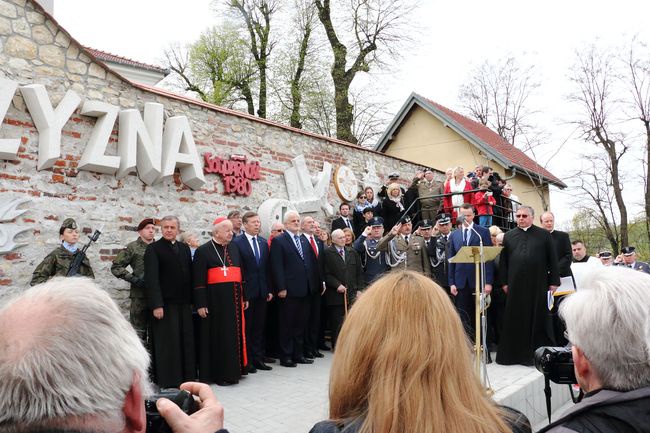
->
[300, 215, 326, 359]
[323, 229, 363, 349]
[448, 204, 494, 337]
[331, 203, 354, 232]
[540, 212, 573, 277]
[270, 210, 319, 367]
[144, 215, 195, 388]
[233, 211, 273, 372]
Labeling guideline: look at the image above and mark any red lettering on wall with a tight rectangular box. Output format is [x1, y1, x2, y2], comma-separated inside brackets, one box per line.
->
[203, 153, 261, 197]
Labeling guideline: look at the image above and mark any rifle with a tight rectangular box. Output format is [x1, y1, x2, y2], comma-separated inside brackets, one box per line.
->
[67, 229, 101, 277]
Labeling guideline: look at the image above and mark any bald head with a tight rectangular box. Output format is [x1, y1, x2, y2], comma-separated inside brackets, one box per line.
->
[540, 211, 555, 232]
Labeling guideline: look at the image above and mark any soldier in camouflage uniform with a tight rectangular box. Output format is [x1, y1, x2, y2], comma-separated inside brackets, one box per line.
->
[30, 218, 94, 286]
[409, 168, 443, 221]
[376, 217, 431, 277]
[111, 218, 156, 342]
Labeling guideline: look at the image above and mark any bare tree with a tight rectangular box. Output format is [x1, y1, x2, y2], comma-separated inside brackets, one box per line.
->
[228, 0, 278, 119]
[314, 0, 415, 144]
[624, 37, 650, 246]
[569, 155, 621, 253]
[459, 57, 540, 150]
[569, 44, 630, 248]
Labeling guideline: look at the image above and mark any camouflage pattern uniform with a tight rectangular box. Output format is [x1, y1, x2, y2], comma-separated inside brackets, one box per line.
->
[411, 177, 443, 221]
[111, 237, 150, 340]
[376, 232, 431, 277]
[30, 245, 94, 285]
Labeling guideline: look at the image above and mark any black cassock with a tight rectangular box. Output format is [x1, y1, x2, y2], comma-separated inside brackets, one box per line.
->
[496, 225, 560, 365]
[193, 240, 247, 384]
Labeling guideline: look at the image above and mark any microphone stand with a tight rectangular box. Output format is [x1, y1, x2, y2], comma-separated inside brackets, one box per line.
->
[464, 220, 493, 393]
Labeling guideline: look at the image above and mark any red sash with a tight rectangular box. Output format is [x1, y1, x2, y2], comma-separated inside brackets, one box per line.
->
[207, 266, 242, 284]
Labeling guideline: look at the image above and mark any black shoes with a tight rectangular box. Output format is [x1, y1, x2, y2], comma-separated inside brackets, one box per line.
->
[319, 344, 331, 351]
[246, 364, 257, 374]
[312, 351, 324, 358]
[215, 380, 238, 386]
[294, 357, 314, 364]
[263, 356, 277, 364]
[254, 361, 273, 371]
[280, 359, 297, 367]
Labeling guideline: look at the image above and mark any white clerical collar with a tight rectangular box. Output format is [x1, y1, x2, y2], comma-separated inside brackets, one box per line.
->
[520, 225, 531, 231]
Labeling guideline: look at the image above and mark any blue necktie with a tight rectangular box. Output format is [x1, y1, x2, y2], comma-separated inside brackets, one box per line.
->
[294, 235, 304, 259]
[252, 236, 260, 264]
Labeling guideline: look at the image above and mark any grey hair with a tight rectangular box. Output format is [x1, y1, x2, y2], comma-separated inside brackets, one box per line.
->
[560, 266, 650, 390]
[519, 205, 534, 217]
[331, 229, 345, 239]
[179, 231, 198, 243]
[160, 215, 180, 229]
[0, 277, 150, 429]
[283, 210, 300, 224]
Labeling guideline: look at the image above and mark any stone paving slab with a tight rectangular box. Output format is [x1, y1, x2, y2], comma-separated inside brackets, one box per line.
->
[212, 351, 570, 433]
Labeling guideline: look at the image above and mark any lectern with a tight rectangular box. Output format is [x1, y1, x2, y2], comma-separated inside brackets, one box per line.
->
[449, 245, 502, 388]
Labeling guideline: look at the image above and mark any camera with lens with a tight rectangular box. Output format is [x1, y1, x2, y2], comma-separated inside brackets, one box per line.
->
[534, 346, 576, 384]
[145, 389, 199, 433]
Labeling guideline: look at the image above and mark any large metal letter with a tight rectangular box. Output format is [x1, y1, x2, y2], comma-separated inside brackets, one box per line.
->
[0, 78, 20, 160]
[78, 100, 120, 174]
[117, 102, 163, 185]
[160, 116, 205, 190]
[20, 84, 81, 170]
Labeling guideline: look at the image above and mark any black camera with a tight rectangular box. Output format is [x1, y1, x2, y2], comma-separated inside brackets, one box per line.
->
[145, 389, 199, 433]
[534, 346, 576, 384]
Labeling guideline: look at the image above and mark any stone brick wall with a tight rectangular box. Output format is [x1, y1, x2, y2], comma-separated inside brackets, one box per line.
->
[0, 0, 433, 309]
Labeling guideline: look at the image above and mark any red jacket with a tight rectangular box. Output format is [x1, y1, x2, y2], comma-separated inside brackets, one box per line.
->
[473, 191, 496, 216]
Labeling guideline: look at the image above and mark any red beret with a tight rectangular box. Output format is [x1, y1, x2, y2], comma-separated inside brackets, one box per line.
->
[213, 216, 227, 225]
[137, 218, 155, 231]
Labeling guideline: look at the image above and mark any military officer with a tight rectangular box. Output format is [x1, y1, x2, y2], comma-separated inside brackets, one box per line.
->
[352, 217, 390, 286]
[376, 217, 431, 277]
[111, 218, 157, 342]
[615, 246, 650, 274]
[30, 218, 94, 286]
[424, 214, 452, 294]
[409, 168, 443, 221]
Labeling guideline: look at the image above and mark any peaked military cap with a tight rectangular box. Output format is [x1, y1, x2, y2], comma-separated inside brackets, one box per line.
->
[419, 219, 434, 229]
[436, 213, 452, 224]
[388, 172, 399, 179]
[598, 251, 612, 258]
[369, 217, 384, 227]
[621, 246, 636, 255]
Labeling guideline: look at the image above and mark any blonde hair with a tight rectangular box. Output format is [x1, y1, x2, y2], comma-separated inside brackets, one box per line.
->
[489, 226, 503, 237]
[387, 183, 402, 197]
[329, 271, 510, 433]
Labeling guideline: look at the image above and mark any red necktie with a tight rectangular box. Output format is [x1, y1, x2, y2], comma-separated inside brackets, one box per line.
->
[310, 236, 318, 257]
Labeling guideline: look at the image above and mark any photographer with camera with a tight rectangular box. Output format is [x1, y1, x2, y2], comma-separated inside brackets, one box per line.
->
[538, 266, 650, 432]
[0, 277, 227, 433]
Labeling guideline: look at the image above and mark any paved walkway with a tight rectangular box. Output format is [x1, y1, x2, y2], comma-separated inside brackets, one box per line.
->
[212, 353, 332, 433]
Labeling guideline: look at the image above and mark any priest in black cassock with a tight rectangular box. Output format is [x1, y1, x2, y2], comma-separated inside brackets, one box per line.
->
[193, 216, 248, 386]
[144, 215, 195, 388]
[497, 205, 560, 366]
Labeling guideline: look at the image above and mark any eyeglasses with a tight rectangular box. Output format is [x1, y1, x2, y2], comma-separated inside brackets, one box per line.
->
[515, 214, 529, 218]
[272, 229, 284, 233]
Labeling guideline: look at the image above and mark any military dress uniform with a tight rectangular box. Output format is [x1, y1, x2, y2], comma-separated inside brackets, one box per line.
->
[376, 230, 431, 277]
[30, 218, 94, 286]
[425, 217, 452, 294]
[352, 217, 390, 286]
[111, 235, 150, 340]
[615, 246, 650, 274]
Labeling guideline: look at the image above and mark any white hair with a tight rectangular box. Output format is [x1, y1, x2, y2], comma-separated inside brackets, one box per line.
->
[560, 266, 650, 390]
[0, 277, 150, 429]
[331, 229, 345, 239]
[283, 210, 300, 224]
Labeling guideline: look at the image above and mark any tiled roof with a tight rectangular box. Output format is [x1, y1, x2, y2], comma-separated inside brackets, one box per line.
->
[424, 97, 564, 186]
[83, 47, 169, 75]
[374, 93, 566, 188]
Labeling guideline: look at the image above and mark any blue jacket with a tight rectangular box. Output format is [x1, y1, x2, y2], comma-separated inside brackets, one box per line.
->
[233, 233, 270, 300]
[447, 224, 494, 288]
[270, 231, 319, 297]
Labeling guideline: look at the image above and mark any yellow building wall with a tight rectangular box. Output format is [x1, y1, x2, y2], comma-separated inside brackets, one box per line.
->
[384, 105, 550, 218]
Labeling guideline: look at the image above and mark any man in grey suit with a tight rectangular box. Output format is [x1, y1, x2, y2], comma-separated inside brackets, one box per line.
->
[323, 229, 363, 349]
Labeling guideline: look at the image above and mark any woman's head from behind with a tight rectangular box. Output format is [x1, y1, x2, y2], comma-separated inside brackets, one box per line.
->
[330, 271, 510, 433]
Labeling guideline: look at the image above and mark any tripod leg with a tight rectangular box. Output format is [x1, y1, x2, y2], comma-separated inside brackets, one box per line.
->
[544, 376, 552, 424]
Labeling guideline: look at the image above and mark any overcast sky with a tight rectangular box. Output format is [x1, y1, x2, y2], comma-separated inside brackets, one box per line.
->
[53, 0, 650, 227]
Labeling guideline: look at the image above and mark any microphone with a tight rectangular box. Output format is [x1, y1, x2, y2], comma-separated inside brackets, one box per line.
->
[456, 213, 467, 226]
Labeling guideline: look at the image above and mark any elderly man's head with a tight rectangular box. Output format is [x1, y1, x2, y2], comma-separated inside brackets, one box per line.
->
[0, 277, 150, 432]
[212, 218, 234, 244]
[560, 267, 650, 392]
[331, 229, 346, 248]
